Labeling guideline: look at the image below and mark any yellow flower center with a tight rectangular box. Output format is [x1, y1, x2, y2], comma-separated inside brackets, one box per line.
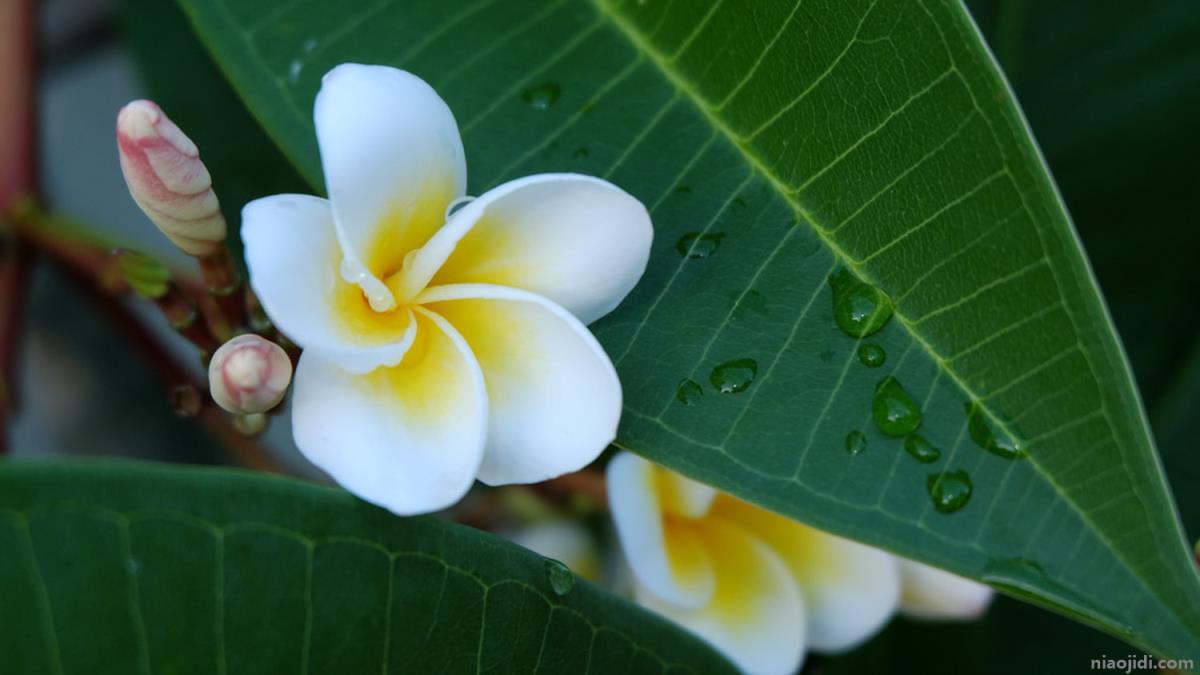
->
[330, 178, 456, 344]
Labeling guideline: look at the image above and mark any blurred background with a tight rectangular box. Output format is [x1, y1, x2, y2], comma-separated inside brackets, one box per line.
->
[5, 0, 1198, 672]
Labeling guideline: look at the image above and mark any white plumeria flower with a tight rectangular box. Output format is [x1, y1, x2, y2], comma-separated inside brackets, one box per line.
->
[243, 64, 651, 516]
[606, 452, 993, 675]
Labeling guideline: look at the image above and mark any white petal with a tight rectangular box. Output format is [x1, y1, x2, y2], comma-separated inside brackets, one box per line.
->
[607, 452, 715, 610]
[897, 559, 994, 620]
[315, 64, 466, 286]
[411, 174, 652, 324]
[634, 517, 807, 675]
[418, 283, 620, 484]
[241, 194, 414, 373]
[711, 497, 899, 653]
[290, 308, 487, 516]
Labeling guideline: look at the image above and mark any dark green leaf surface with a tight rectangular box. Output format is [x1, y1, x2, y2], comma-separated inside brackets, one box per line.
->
[172, 0, 1200, 656]
[0, 461, 734, 675]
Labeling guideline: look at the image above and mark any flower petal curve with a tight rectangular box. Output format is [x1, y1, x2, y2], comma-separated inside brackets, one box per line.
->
[242, 194, 414, 373]
[291, 308, 487, 516]
[711, 496, 899, 653]
[607, 452, 716, 610]
[634, 517, 807, 675]
[897, 559, 993, 620]
[315, 64, 465, 283]
[409, 174, 651, 324]
[418, 283, 621, 484]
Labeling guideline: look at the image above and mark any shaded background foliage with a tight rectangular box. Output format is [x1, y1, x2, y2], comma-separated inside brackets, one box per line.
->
[13, 0, 1198, 671]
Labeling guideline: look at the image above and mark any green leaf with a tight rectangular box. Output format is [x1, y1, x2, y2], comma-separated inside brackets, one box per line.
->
[171, 0, 1200, 656]
[967, 0, 1200, 409]
[0, 461, 734, 674]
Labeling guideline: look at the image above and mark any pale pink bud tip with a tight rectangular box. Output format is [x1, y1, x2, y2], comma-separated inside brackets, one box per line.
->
[117, 99, 226, 256]
[208, 334, 293, 415]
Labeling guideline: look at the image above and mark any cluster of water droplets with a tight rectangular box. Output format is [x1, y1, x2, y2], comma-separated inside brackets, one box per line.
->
[825, 266, 1030, 514]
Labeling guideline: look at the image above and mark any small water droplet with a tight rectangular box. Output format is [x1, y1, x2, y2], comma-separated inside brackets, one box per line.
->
[674, 232, 724, 259]
[828, 268, 893, 338]
[301, 38, 317, 53]
[545, 558, 575, 595]
[572, 146, 589, 158]
[340, 258, 367, 283]
[676, 379, 703, 406]
[287, 60, 302, 84]
[125, 558, 141, 575]
[965, 401, 1027, 459]
[710, 358, 757, 394]
[872, 376, 922, 437]
[444, 195, 475, 220]
[522, 83, 560, 110]
[845, 430, 867, 455]
[857, 343, 886, 367]
[169, 384, 202, 418]
[903, 433, 941, 463]
[927, 470, 972, 513]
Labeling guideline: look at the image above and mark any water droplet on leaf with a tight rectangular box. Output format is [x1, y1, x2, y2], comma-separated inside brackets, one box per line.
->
[710, 358, 757, 394]
[545, 558, 574, 595]
[903, 433, 940, 463]
[674, 232, 724, 259]
[857, 343, 886, 367]
[872, 376, 921, 437]
[522, 83, 560, 110]
[927, 470, 972, 513]
[676, 379, 703, 406]
[828, 268, 893, 338]
[966, 401, 1027, 459]
[845, 430, 867, 455]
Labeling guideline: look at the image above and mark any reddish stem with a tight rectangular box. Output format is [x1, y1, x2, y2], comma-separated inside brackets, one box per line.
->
[51, 255, 288, 474]
[0, 0, 35, 213]
[0, 0, 36, 452]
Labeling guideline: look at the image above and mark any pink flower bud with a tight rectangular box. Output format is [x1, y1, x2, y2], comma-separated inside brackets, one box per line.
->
[208, 334, 292, 414]
[117, 100, 226, 256]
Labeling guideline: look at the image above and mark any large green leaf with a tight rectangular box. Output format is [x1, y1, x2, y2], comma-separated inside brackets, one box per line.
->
[170, 0, 1200, 657]
[0, 461, 733, 674]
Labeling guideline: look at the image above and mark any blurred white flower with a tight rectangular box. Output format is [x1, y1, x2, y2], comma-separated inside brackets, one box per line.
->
[116, 100, 226, 256]
[507, 519, 603, 583]
[606, 452, 993, 675]
[243, 64, 652, 516]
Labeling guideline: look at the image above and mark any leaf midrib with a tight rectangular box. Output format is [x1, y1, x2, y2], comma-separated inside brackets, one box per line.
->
[585, 0, 1198, 648]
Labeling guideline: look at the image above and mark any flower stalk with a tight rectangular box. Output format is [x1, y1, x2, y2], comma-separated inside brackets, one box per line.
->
[114, 248, 220, 357]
